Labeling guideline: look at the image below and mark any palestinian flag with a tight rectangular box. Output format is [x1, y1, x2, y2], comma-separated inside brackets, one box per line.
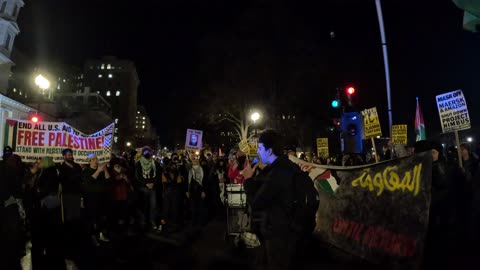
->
[415, 97, 426, 141]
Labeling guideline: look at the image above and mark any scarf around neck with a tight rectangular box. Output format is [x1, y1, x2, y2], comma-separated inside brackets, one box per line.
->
[140, 156, 156, 179]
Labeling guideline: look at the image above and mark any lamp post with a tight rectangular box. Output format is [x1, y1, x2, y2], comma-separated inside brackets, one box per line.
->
[251, 112, 261, 136]
[34, 74, 51, 99]
[126, 142, 132, 147]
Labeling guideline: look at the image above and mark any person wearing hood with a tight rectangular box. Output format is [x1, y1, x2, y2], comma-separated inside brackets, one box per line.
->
[135, 146, 162, 230]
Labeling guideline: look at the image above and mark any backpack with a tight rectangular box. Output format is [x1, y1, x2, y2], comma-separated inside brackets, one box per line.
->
[290, 169, 320, 234]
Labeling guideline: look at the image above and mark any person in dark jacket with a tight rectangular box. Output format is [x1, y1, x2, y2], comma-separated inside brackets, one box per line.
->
[58, 148, 83, 222]
[82, 153, 111, 244]
[31, 156, 66, 270]
[0, 153, 25, 270]
[136, 146, 162, 230]
[242, 130, 301, 270]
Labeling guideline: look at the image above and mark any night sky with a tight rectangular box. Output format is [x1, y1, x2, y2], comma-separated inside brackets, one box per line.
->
[14, 0, 480, 144]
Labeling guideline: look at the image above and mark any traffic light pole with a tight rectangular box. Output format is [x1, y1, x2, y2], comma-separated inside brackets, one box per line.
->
[375, 0, 393, 138]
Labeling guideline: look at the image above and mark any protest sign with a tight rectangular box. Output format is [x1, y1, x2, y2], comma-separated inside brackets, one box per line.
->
[289, 153, 432, 267]
[238, 139, 249, 153]
[361, 107, 382, 139]
[3, 118, 114, 164]
[316, 138, 329, 158]
[391, 125, 407, 145]
[436, 90, 471, 133]
[185, 129, 203, 150]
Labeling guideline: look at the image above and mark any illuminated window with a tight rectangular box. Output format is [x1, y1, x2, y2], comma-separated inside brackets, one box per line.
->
[106, 91, 111, 96]
[19, 91, 22, 95]
[142, 121, 145, 124]
[57, 85, 61, 90]
[115, 118, 118, 124]
[63, 79, 66, 82]
[116, 90, 120, 96]
[142, 117, 145, 120]
[108, 74, 113, 78]
[96, 91, 100, 94]
[98, 74, 102, 78]
[115, 128, 118, 132]
[107, 64, 111, 69]
[142, 125, 145, 129]
[137, 111, 140, 114]
[114, 136, 118, 143]
[13, 88, 16, 92]
[136, 116, 138, 119]
[101, 64, 105, 69]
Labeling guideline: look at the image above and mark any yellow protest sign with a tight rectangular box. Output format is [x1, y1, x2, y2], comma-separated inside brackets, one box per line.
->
[238, 139, 249, 153]
[361, 107, 382, 139]
[248, 143, 258, 157]
[392, 125, 408, 145]
[316, 138, 329, 158]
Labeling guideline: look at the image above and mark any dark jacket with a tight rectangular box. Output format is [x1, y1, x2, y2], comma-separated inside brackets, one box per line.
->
[135, 159, 162, 188]
[244, 156, 296, 239]
[82, 167, 109, 193]
[58, 162, 83, 194]
[37, 166, 60, 201]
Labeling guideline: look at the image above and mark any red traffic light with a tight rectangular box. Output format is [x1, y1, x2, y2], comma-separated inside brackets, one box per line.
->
[31, 116, 39, 123]
[346, 86, 355, 95]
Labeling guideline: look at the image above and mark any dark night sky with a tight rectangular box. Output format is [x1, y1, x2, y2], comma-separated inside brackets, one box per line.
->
[13, 0, 480, 144]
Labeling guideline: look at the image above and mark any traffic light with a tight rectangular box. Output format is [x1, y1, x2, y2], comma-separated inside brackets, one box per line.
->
[331, 99, 340, 108]
[346, 86, 355, 96]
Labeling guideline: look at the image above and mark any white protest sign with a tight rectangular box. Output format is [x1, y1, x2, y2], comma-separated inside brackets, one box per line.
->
[185, 129, 203, 150]
[436, 90, 471, 133]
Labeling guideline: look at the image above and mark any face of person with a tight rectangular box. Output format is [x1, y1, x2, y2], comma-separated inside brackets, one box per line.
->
[257, 143, 271, 165]
[432, 149, 439, 162]
[461, 147, 469, 159]
[64, 152, 74, 163]
[114, 164, 122, 173]
[89, 156, 99, 168]
[191, 134, 197, 145]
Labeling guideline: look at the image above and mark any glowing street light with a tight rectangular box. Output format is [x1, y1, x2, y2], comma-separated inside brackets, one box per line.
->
[467, 137, 473, 142]
[251, 112, 260, 122]
[34, 74, 50, 90]
[126, 142, 132, 147]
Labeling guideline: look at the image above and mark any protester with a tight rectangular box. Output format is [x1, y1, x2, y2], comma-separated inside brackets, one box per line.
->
[243, 130, 307, 270]
[161, 160, 183, 231]
[187, 159, 207, 228]
[228, 151, 247, 184]
[31, 156, 65, 269]
[82, 153, 111, 245]
[136, 146, 162, 231]
[58, 148, 83, 222]
[110, 157, 134, 231]
[0, 152, 26, 270]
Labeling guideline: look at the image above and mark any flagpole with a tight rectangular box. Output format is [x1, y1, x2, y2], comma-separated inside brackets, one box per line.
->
[375, 0, 393, 138]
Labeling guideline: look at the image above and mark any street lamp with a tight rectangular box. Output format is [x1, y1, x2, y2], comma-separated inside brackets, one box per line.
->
[467, 137, 473, 143]
[126, 142, 132, 147]
[34, 74, 51, 99]
[250, 112, 261, 136]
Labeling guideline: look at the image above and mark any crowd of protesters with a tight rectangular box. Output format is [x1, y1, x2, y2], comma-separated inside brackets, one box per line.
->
[0, 143, 253, 269]
[1, 133, 480, 270]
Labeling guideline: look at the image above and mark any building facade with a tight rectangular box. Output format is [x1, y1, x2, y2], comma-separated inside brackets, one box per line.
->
[0, 0, 23, 94]
[83, 56, 139, 151]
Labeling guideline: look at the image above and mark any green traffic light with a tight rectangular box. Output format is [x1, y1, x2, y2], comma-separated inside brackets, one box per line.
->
[331, 100, 340, 108]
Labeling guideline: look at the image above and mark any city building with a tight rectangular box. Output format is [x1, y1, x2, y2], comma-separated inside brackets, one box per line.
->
[134, 105, 159, 149]
[0, 0, 24, 94]
[83, 56, 140, 150]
